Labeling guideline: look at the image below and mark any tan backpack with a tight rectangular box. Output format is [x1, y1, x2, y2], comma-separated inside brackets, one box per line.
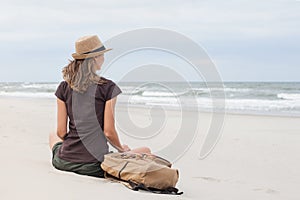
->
[101, 152, 183, 195]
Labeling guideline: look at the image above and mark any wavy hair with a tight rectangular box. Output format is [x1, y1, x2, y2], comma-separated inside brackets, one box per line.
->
[62, 58, 107, 93]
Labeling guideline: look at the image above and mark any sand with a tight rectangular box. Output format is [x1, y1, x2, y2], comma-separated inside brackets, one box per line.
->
[0, 97, 300, 200]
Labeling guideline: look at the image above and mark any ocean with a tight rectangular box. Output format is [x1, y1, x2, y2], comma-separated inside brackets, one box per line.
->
[0, 82, 299, 116]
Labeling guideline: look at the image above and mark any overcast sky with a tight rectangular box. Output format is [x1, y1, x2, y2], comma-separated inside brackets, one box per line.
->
[0, 0, 299, 82]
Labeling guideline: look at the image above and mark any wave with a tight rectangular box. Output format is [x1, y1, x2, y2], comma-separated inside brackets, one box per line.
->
[120, 95, 300, 109]
[277, 93, 300, 100]
[225, 98, 300, 111]
[21, 83, 57, 90]
[128, 95, 180, 105]
[142, 90, 190, 97]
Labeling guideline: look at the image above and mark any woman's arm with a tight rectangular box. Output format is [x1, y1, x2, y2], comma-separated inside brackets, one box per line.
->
[56, 98, 68, 140]
[103, 96, 127, 152]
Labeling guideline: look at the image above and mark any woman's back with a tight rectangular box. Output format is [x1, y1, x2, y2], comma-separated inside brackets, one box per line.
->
[55, 77, 122, 163]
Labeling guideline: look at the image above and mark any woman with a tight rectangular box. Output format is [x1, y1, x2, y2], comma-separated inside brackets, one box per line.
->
[49, 35, 151, 178]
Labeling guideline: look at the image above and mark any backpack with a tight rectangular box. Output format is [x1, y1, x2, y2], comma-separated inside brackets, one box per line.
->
[100, 152, 183, 195]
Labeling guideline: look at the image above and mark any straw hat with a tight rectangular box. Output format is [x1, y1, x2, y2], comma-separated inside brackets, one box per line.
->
[72, 35, 112, 59]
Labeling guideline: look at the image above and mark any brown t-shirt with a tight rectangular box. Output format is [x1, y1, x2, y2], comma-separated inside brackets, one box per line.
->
[55, 77, 122, 163]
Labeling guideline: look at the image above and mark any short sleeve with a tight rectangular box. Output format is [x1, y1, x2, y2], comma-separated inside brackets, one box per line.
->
[55, 81, 67, 102]
[105, 81, 122, 101]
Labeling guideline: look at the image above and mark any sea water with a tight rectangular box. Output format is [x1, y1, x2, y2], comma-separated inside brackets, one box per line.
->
[0, 81, 299, 116]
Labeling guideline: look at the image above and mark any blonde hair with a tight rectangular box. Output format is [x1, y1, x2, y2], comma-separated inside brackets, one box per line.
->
[62, 58, 107, 93]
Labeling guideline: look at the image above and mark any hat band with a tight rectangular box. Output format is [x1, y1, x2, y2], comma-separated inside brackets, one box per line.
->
[83, 45, 106, 54]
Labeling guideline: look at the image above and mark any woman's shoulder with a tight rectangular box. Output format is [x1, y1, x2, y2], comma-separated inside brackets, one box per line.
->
[55, 81, 70, 101]
[56, 80, 70, 90]
[56, 80, 74, 94]
[97, 77, 122, 100]
[99, 77, 117, 86]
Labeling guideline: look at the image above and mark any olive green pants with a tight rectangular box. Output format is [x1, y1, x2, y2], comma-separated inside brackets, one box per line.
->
[51, 142, 105, 178]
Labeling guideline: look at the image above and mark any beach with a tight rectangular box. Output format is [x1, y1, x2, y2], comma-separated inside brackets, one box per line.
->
[0, 97, 300, 200]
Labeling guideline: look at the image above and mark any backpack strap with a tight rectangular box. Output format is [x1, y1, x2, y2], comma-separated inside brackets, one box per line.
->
[127, 180, 183, 195]
[104, 172, 183, 195]
[118, 161, 129, 179]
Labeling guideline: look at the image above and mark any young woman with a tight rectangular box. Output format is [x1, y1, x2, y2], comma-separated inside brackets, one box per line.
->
[49, 35, 151, 178]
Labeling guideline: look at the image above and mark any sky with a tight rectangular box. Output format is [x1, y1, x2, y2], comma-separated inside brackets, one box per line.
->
[0, 0, 299, 82]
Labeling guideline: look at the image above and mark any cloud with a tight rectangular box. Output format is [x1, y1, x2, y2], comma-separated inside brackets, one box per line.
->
[0, 0, 299, 81]
[1, 0, 299, 41]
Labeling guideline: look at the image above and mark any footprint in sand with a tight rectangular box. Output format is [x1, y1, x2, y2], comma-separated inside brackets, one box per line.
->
[253, 188, 279, 194]
[192, 176, 221, 182]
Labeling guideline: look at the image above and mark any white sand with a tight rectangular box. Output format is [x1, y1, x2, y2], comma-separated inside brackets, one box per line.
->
[0, 97, 300, 200]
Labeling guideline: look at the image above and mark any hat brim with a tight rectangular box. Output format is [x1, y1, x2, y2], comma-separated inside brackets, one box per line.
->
[72, 48, 112, 59]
